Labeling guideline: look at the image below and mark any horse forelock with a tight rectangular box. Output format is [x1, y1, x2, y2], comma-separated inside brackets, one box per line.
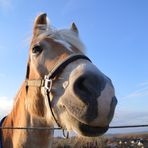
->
[33, 25, 85, 53]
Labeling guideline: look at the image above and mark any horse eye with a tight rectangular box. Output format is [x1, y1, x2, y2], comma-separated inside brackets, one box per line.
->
[32, 45, 43, 55]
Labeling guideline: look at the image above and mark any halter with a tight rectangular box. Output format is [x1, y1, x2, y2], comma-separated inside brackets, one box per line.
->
[0, 117, 6, 148]
[25, 54, 91, 137]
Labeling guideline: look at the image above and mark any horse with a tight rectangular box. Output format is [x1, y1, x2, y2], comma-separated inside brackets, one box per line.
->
[0, 13, 117, 148]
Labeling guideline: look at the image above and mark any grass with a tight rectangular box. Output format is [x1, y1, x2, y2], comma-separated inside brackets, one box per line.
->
[52, 133, 148, 148]
[52, 136, 107, 148]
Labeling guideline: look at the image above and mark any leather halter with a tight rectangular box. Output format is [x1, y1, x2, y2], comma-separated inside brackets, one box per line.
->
[25, 54, 91, 130]
[0, 117, 6, 148]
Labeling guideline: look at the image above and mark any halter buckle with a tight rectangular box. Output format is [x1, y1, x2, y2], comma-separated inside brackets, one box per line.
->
[44, 76, 52, 92]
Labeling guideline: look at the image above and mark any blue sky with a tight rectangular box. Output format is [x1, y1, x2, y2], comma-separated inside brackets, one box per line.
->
[0, 0, 148, 134]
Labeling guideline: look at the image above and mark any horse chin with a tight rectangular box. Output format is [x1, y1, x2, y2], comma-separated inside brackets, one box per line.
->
[65, 113, 109, 137]
[72, 120, 109, 137]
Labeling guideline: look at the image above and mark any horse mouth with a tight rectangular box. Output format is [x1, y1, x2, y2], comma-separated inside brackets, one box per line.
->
[62, 105, 109, 137]
[74, 121, 109, 137]
[67, 112, 109, 136]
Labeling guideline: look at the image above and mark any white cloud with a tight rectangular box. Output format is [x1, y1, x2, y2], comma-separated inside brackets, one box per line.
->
[121, 81, 148, 99]
[108, 109, 148, 134]
[0, 96, 13, 118]
[110, 81, 148, 133]
[111, 109, 148, 125]
[122, 90, 148, 99]
[138, 81, 148, 87]
[0, 0, 12, 12]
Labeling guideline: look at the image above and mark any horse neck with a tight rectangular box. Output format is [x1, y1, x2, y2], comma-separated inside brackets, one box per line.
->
[2, 81, 54, 148]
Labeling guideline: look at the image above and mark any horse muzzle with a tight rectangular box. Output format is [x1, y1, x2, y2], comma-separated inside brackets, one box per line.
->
[59, 61, 117, 132]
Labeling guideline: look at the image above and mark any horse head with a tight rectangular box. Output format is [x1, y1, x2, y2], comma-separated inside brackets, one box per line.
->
[26, 13, 117, 137]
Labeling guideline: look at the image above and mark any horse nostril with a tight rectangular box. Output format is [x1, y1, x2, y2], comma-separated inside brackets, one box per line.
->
[108, 96, 118, 121]
[76, 77, 89, 93]
[74, 74, 106, 101]
[74, 76, 93, 100]
[112, 96, 118, 106]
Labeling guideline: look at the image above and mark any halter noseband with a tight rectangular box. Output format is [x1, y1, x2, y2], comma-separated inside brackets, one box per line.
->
[25, 54, 91, 136]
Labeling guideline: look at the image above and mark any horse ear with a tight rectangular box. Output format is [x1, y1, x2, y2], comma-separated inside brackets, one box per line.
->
[33, 13, 48, 35]
[70, 22, 79, 34]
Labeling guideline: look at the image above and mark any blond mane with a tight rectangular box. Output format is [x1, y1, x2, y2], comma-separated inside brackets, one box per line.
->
[36, 24, 85, 53]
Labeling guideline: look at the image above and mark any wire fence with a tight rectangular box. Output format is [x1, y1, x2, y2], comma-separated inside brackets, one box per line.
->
[0, 127, 61, 130]
[0, 124, 148, 130]
[109, 124, 148, 129]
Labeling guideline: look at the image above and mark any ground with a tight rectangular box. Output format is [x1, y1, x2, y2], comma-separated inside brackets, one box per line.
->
[52, 133, 148, 148]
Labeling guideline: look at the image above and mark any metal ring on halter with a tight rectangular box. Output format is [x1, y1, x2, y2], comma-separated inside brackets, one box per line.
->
[62, 129, 69, 139]
[44, 75, 53, 92]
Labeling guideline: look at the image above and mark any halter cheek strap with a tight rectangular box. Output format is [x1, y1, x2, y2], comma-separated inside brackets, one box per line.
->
[0, 116, 7, 148]
[25, 54, 91, 137]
